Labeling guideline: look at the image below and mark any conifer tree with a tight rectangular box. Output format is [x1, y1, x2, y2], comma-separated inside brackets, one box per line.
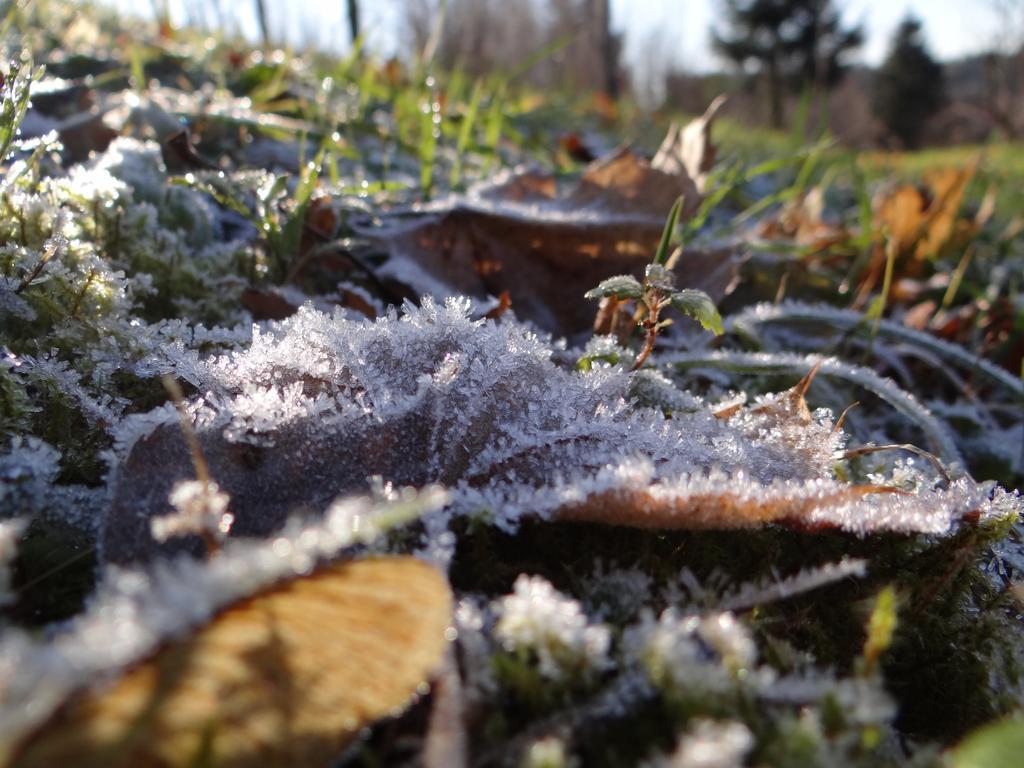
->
[712, 0, 863, 128]
[872, 15, 946, 148]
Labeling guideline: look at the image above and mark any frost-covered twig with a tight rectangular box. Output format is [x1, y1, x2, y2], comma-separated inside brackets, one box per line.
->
[729, 301, 1024, 400]
[715, 557, 868, 612]
[662, 349, 963, 467]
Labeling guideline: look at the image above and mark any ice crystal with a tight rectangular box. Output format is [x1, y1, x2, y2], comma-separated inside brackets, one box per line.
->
[521, 736, 576, 768]
[713, 557, 868, 612]
[0, 437, 60, 515]
[648, 719, 753, 768]
[626, 608, 742, 695]
[493, 574, 611, 680]
[453, 597, 498, 705]
[694, 612, 758, 670]
[106, 299, 995, 561]
[626, 607, 762, 695]
[582, 562, 654, 622]
[151, 480, 233, 543]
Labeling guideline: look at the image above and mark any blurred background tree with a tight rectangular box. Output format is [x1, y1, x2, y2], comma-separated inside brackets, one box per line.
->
[402, 0, 622, 97]
[711, 0, 863, 128]
[872, 15, 946, 149]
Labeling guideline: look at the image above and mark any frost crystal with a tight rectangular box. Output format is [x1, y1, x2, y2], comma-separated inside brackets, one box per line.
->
[522, 736, 576, 768]
[0, 437, 61, 515]
[493, 574, 611, 679]
[650, 719, 753, 768]
[106, 299, 993, 561]
[627, 608, 762, 695]
[151, 480, 233, 543]
[695, 612, 757, 670]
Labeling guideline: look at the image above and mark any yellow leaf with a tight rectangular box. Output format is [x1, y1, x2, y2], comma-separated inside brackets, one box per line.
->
[11, 557, 453, 768]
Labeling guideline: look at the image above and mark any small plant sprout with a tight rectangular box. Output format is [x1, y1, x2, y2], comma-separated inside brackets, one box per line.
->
[149, 376, 234, 555]
[585, 196, 723, 371]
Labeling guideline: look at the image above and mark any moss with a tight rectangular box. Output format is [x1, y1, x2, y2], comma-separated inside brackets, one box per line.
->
[9, 516, 97, 625]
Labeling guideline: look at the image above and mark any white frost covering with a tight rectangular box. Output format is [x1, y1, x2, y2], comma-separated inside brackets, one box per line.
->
[0, 487, 447, 749]
[151, 480, 233, 542]
[653, 719, 753, 768]
[117, 297, 1000, 537]
[627, 608, 762, 694]
[627, 607, 895, 726]
[493, 574, 611, 679]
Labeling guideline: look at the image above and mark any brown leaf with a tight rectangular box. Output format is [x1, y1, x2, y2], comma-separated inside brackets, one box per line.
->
[757, 186, 850, 253]
[903, 300, 937, 330]
[57, 110, 118, 165]
[337, 287, 378, 319]
[368, 106, 742, 337]
[241, 287, 299, 321]
[476, 170, 557, 203]
[12, 557, 453, 768]
[873, 163, 978, 261]
[570, 146, 701, 218]
[556, 484, 905, 530]
[652, 94, 727, 193]
[371, 206, 741, 337]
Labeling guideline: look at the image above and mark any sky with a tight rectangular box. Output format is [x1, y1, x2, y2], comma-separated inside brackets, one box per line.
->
[107, 0, 1011, 76]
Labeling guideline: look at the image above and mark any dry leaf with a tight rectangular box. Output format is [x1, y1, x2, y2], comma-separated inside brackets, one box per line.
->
[11, 557, 453, 768]
[874, 162, 978, 261]
[652, 94, 727, 193]
[240, 286, 299, 321]
[757, 186, 850, 253]
[557, 484, 904, 530]
[365, 102, 738, 337]
[569, 146, 701, 218]
[106, 300, 988, 564]
[369, 208, 742, 337]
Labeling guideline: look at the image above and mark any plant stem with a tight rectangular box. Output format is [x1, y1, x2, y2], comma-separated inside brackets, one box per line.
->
[631, 297, 663, 371]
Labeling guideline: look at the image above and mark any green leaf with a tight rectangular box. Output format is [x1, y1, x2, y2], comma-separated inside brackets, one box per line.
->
[669, 289, 723, 335]
[861, 585, 897, 676]
[584, 275, 644, 301]
[0, 52, 42, 163]
[576, 352, 621, 372]
[644, 263, 675, 292]
[950, 717, 1024, 768]
[652, 195, 685, 266]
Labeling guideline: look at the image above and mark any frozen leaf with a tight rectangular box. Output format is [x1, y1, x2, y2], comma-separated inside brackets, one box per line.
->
[584, 274, 644, 300]
[669, 289, 724, 335]
[107, 299, 995, 562]
[9, 557, 453, 768]
[0, 489, 447, 754]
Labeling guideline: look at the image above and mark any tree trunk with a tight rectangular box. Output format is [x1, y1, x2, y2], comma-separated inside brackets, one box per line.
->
[346, 0, 360, 47]
[768, 51, 783, 128]
[254, 0, 270, 47]
[597, 0, 618, 99]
